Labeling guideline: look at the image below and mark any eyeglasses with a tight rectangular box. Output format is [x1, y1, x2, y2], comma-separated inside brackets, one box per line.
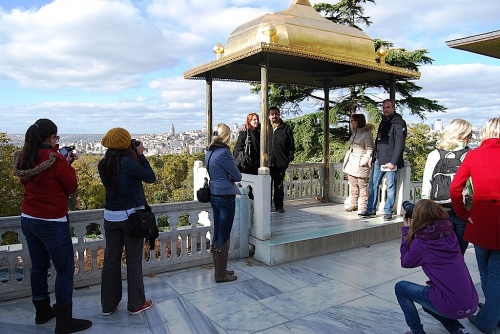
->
[54, 135, 60, 142]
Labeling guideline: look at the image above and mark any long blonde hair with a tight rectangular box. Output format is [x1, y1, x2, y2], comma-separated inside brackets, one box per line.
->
[437, 119, 472, 150]
[212, 123, 231, 144]
[406, 199, 449, 246]
[480, 117, 500, 141]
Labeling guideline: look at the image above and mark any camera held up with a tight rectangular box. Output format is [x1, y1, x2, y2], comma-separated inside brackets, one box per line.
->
[131, 139, 141, 153]
[402, 201, 415, 219]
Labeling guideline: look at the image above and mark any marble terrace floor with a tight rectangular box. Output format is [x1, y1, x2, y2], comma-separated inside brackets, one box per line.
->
[0, 238, 490, 334]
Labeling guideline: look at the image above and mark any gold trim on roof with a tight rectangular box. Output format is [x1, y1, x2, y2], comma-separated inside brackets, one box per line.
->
[184, 43, 420, 81]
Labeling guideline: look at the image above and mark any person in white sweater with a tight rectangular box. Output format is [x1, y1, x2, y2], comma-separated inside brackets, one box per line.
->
[343, 114, 374, 213]
[421, 119, 473, 254]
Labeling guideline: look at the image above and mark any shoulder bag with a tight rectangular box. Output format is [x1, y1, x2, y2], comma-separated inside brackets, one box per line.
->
[112, 185, 159, 248]
[235, 130, 252, 170]
[197, 149, 217, 203]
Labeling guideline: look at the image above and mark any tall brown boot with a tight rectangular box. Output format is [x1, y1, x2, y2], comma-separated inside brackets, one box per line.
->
[211, 243, 234, 275]
[33, 297, 54, 324]
[53, 302, 92, 333]
[215, 240, 237, 283]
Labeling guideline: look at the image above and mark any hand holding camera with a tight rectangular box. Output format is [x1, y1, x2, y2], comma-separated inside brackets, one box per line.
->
[59, 145, 77, 164]
[131, 139, 146, 155]
[402, 201, 414, 227]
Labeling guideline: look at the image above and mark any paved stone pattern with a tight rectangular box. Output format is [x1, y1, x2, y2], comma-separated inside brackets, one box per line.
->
[0, 239, 489, 334]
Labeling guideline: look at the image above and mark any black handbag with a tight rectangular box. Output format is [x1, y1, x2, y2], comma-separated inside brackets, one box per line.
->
[197, 149, 217, 203]
[235, 130, 252, 170]
[127, 204, 158, 239]
[112, 185, 159, 248]
[197, 177, 211, 203]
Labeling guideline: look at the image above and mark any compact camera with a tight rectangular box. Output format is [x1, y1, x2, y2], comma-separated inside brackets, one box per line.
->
[131, 139, 141, 153]
[59, 145, 75, 158]
[402, 200, 415, 219]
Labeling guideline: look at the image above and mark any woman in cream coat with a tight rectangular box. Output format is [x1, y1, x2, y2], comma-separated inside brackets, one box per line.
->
[343, 114, 374, 213]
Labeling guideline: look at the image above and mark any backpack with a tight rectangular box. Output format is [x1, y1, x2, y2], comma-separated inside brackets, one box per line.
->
[430, 148, 469, 208]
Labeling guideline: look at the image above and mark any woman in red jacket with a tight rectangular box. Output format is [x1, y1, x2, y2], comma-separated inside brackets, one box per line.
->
[13, 119, 91, 333]
[450, 117, 500, 333]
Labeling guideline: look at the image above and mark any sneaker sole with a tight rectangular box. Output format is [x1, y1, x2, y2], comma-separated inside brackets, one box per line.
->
[129, 301, 153, 315]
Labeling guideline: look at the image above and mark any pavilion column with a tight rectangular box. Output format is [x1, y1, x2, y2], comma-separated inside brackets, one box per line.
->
[259, 55, 270, 174]
[205, 72, 213, 147]
[389, 74, 396, 102]
[323, 82, 330, 201]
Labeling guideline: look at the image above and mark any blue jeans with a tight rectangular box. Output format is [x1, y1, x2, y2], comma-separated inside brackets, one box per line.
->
[448, 214, 469, 254]
[395, 281, 464, 334]
[367, 160, 397, 215]
[474, 246, 500, 332]
[210, 195, 236, 249]
[21, 217, 74, 304]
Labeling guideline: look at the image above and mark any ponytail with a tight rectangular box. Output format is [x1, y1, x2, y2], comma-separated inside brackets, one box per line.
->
[17, 119, 57, 170]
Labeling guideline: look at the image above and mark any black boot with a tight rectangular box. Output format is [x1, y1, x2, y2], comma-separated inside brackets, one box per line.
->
[53, 302, 92, 334]
[33, 297, 55, 324]
[211, 243, 234, 275]
[215, 240, 237, 283]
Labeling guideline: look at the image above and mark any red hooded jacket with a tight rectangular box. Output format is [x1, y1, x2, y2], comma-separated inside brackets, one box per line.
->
[13, 145, 77, 219]
[450, 138, 500, 250]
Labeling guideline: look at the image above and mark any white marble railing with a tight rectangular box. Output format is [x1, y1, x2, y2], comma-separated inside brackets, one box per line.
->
[0, 195, 250, 301]
[1, 161, 418, 301]
[284, 163, 324, 200]
[194, 160, 414, 240]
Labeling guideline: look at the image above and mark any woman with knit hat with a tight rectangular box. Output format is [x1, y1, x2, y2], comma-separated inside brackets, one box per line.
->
[13, 118, 92, 333]
[98, 127, 156, 316]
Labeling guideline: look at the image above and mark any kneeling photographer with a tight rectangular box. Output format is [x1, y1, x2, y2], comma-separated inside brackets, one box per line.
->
[395, 199, 477, 334]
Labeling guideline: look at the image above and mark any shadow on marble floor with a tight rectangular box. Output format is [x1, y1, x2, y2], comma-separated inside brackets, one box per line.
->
[0, 239, 493, 334]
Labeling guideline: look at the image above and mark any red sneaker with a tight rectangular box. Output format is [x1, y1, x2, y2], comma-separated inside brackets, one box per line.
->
[129, 300, 153, 315]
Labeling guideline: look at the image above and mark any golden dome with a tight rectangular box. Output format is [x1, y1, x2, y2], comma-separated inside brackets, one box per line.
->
[224, 0, 376, 62]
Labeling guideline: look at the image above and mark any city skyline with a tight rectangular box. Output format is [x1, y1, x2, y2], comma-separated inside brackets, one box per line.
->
[0, 0, 499, 135]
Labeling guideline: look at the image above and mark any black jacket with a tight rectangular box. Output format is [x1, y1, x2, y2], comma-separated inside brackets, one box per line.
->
[270, 120, 295, 168]
[373, 113, 407, 167]
[233, 127, 260, 174]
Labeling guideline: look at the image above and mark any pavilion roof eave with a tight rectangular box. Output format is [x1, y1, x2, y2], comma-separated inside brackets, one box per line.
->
[183, 43, 420, 88]
[446, 30, 500, 60]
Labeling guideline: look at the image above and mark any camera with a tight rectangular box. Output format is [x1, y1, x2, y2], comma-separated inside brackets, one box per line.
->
[59, 145, 75, 158]
[131, 139, 140, 153]
[402, 200, 415, 219]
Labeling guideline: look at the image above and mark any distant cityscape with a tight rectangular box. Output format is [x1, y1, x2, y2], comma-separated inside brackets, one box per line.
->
[6, 123, 242, 156]
[6, 119, 480, 155]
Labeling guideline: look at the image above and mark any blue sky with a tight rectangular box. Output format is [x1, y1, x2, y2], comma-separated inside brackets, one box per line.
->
[0, 0, 499, 135]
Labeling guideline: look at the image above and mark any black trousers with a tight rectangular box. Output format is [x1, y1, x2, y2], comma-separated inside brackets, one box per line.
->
[270, 166, 287, 209]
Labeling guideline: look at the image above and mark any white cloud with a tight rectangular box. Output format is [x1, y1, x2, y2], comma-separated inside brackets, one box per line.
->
[0, 0, 177, 90]
[0, 0, 499, 135]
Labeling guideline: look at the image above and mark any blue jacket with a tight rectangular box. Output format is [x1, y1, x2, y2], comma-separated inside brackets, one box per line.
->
[99, 154, 156, 211]
[206, 143, 242, 196]
[400, 219, 478, 319]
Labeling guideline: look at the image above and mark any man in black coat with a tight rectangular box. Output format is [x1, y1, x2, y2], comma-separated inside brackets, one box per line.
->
[359, 99, 407, 221]
[269, 107, 295, 213]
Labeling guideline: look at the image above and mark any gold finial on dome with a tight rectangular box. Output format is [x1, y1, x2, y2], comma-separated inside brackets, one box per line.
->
[213, 42, 225, 60]
[261, 23, 277, 43]
[376, 45, 388, 64]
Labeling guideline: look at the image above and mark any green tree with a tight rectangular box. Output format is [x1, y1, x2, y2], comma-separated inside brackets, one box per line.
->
[252, 1, 445, 124]
[314, 0, 374, 30]
[72, 154, 105, 210]
[0, 132, 24, 217]
[404, 123, 439, 181]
